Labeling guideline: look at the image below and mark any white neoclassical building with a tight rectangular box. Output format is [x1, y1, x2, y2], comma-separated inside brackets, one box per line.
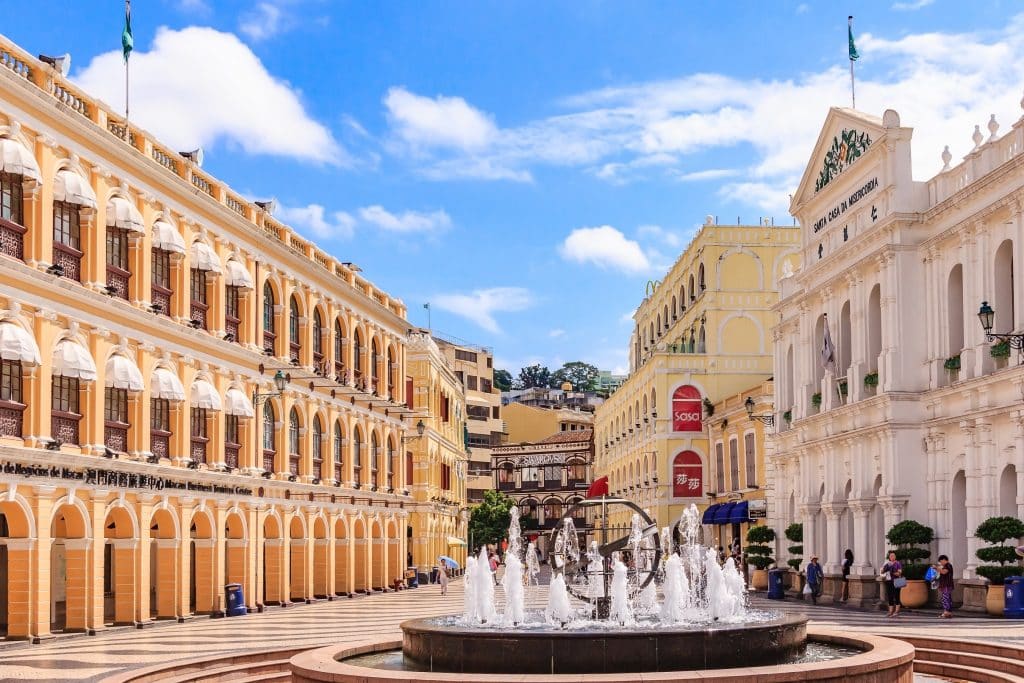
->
[769, 100, 1024, 607]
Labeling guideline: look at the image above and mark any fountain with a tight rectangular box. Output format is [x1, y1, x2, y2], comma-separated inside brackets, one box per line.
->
[292, 497, 916, 682]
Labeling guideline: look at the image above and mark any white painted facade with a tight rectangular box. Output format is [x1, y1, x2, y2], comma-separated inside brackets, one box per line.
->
[770, 103, 1024, 580]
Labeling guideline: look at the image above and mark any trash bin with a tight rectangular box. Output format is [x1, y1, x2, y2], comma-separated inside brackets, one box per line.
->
[406, 568, 419, 588]
[767, 569, 786, 600]
[1004, 576, 1024, 618]
[224, 583, 247, 617]
[430, 566, 439, 584]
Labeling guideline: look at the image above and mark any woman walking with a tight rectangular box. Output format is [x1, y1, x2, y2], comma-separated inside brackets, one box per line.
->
[438, 558, 449, 596]
[881, 550, 903, 617]
[934, 555, 954, 618]
[840, 549, 853, 603]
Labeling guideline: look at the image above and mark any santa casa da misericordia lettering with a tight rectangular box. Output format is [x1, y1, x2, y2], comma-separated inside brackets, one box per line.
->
[812, 177, 879, 233]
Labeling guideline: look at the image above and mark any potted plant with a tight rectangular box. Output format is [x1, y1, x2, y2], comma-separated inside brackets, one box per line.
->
[991, 340, 1011, 369]
[974, 516, 1024, 616]
[783, 410, 792, 424]
[944, 354, 961, 376]
[784, 523, 803, 592]
[745, 524, 776, 590]
[837, 379, 848, 397]
[811, 392, 822, 408]
[885, 520, 934, 609]
[863, 372, 879, 387]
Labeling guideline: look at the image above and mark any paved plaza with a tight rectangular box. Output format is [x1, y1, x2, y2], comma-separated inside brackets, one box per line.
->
[0, 573, 1021, 683]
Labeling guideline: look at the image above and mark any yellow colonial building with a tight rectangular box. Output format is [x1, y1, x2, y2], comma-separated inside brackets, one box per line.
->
[0, 36, 423, 641]
[406, 332, 469, 569]
[703, 380, 773, 550]
[594, 219, 800, 530]
[502, 401, 593, 444]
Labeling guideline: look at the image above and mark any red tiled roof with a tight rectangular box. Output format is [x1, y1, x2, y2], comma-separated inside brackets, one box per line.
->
[536, 429, 593, 444]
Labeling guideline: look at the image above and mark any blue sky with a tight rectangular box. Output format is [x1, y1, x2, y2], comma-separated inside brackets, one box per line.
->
[9, 1, 1024, 375]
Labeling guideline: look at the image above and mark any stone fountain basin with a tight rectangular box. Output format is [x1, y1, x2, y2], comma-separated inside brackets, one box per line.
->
[401, 614, 807, 674]
[290, 628, 916, 683]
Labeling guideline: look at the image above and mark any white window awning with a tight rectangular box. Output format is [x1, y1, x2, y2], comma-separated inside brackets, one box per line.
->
[151, 366, 186, 402]
[0, 136, 41, 183]
[152, 219, 186, 254]
[52, 339, 97, 381]
[53, 169, 97, 209]
[224, 259, 254, 290]
[190, 379, 222, 411]
[224, 387, 255, 418]
[190, 241, 222, 273]
[106, 196, 145, 233]
[105, 354, 144, 392]
[0, 321, 41, 365]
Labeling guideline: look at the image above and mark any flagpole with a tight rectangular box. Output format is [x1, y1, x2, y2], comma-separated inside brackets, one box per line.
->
[124, 50, 129, 140]
[122, 0, 132, 142]
[848, 15, 856, 109]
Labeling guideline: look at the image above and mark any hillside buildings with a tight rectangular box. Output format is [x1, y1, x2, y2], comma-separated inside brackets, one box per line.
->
[770, 104, 1024, 606]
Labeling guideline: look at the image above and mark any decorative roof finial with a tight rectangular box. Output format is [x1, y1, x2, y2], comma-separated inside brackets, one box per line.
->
[987, 114, 999, 142]
[972, 125, 983, 150]
[941, 145, 952, 171]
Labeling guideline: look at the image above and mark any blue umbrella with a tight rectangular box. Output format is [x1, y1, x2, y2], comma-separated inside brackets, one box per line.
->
[438, 555, 460, 569]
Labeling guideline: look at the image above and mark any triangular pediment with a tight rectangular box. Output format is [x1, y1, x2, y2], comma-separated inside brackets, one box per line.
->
[791, 108, 886, 212]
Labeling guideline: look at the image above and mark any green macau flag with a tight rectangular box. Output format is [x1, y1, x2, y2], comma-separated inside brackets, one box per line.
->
[848, 16, 859, 61]
[122, 1, 134, 62]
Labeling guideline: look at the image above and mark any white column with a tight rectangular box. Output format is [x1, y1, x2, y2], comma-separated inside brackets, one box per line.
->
[848, 499, 874, 575]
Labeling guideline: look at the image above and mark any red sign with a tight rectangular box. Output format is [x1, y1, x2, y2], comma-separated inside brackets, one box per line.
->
[672, 450, 704, 498]
[672, 385, 703, 432]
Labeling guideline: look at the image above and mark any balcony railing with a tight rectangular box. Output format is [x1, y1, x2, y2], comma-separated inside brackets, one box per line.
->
[0, 400, 25, 438]
[190, 437, 208, 464]
[52, 411, 81, 445]
[104, 422, 128, 452]
[288, 455, 300, 476]
[289, 342, 300, 363]
[53, 243, 82, 282]
[225, 316, 240, 344]
[263, 331, 276, 355]
[263, 450, 276, 473]
[151, 285, 171, 317]
[190, 301, 208, 330]
[0, 217, 26, 261]
[151, 430, 170, 460]
[106, 266, 130, 300]
[225, 442, 240, 469]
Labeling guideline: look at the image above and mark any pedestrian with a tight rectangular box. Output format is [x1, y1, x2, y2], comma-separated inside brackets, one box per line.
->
[489, 551, 499, 584]
[438, 558, 449, 596]
[880, 550, 903, 617]
[934, 555, 954, 618]
[805, 556, 823, 605]
[840, 549, 853, 603]
[718, 546, 727, 564]
[407, 551, 414, 568]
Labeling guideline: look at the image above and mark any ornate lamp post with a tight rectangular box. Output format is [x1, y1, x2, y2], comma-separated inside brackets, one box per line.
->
[978, 301, 1024, 351]
[253, 370, 287, 476]
[744, 396, 775, 427]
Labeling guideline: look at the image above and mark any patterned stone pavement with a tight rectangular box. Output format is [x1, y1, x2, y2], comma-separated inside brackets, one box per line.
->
[0, 576, 1019, 683]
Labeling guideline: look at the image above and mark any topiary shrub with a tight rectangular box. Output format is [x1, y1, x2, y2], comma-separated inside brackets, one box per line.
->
[886, 520, 934, 580]
[745, 524, 776, 570]
[785, 523, 803, 571]
[975, 516, 1024, 586]
[811, 392, 822, 408]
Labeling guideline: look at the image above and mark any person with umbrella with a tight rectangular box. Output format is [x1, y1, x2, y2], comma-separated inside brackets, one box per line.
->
[438, 556, 449, 595]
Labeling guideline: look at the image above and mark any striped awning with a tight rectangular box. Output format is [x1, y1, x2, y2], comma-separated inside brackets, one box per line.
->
[0, 321, 40, 365]
[54, 169, 97, 209]
[106, 196, 145, 233]
[0, 135, 40, 182]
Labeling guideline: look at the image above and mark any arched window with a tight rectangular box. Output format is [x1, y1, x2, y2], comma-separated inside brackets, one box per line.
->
[387, 347, 396, 399]
[671, 385, 702, 432]
[994, 240, 1015, 333]
[0, 169, 26, 260]
[698, 263, 705, 292]
[288, 407, 301, 475]
[370, 432, 379, 489]
[263, 283, 276, 353]
[313, 309, 324, 362]
[354, 329, 364, 384]
[353, 428, 363, 484]
[262, 402, 276, 473]
[688, 274, 695, 301]
[312, 415, 323, 479]
[334, 320, 345, 379]
[289, 296, 301, 362]
[333, 422, 343, 469]
[542, 498, 562, 524]
[370, 339, 379, 394]
[697, 323, 706, 353]
[388, 438, 396, 490]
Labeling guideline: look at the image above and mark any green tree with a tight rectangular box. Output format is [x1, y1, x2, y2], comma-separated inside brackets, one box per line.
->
[550, 361, 600, 391]
[784, 523, 803, 571]
[886, 519, 934, 580]
[745, 524, 776, 570]
[974, 516, 1024, 585]
[493, 368, 513, 392]
[468, 489, 516, 552]
[516, 364, 551, 389]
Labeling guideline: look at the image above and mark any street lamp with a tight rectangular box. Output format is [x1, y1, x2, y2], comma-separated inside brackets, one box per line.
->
[744, 396, 775, 427]
[401, 419, 426, 443]
[253, 371, 287, 476]
[978, 301, 1024, 351]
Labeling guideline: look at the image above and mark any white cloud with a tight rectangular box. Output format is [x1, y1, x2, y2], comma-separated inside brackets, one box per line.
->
[239, 2, 283, 41]
[432, 287, 533, 333]
[796, 3, 810, 14]
[892, 0, 933, 10]
[358, 205, 452, 234]
[384, 87, 497, 151]
[276, 203, 355, 239]
[381, 16, 1024, 211]
[549, 329, 566, 338]
[75, 26, 342, 164]
[559, 226, 651, 274]
[637, 224, 682, 248]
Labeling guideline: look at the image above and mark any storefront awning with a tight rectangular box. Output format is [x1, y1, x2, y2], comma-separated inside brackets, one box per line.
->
[224, 259, 254, 289]
[152, 219, 186, 254]
[105, 354, 144, 392]
[54, 169, 97, 209]
[106, 196, 145, 233]
[727, 500, 750, 524]
[189, 241, 222, 273]
[0, 321, 40, 365]
[447, 536, 467, 547]
[190, 379, 222, 411]
[713, 501, 738, 525]
[52, 339, 96, 381]
[224, 387, 255, 418]
[0, 135, 41, 182]
[151, 367, 186, 402]
[701, 503, 722, 524]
